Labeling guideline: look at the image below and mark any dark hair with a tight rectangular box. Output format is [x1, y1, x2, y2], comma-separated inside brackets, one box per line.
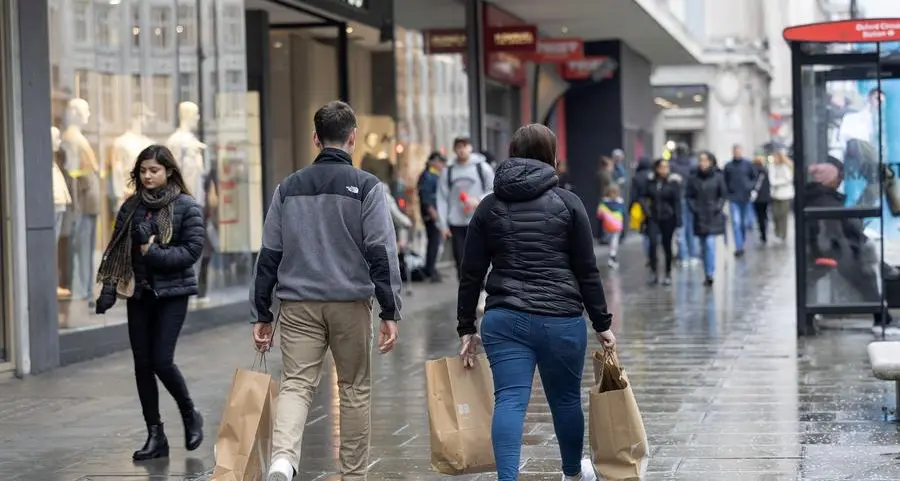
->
[653, 158, 668, 171]
[314, 100, 357, 145]
[131, 144, 191, 195]
[453, 136, 471, 149]
[508, 123, 557, 166]
[427, 151, 446, 163]
[699, 150, 717, 165]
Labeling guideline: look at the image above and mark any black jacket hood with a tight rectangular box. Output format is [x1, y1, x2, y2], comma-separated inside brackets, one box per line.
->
[635, 156, 653, 173]
[494, 157, 559, 202]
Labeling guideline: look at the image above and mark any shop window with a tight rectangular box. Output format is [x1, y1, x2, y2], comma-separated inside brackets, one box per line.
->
[47, 0, 258, 332]
[177, 5, 197, 48]
[150, 6, 171, 51]
[179, 73, 197, 103]
[132, 8, 141, 49]
[73, 0, 90, 45]
[151, 75, 173, 125]
[96, 4, 119, 48]
[222, 4, 244, 50]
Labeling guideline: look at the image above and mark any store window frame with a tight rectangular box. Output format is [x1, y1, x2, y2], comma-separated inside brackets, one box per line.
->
[1, 0, 31, 374]
[785, 21, 899, 337]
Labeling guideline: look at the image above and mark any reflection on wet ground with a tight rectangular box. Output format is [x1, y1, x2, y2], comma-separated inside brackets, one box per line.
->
[1, 240, 899, 480]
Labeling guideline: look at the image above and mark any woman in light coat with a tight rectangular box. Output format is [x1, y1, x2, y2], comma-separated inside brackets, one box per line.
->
[768, 150, 794, 242]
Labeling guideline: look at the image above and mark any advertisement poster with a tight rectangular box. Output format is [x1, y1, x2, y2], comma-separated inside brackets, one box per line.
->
[828, 44, 900, 266]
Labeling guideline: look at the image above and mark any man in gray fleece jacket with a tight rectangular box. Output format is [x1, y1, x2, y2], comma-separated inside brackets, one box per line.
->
[437, 136, 495, 278]
[250, 101, 402, 481]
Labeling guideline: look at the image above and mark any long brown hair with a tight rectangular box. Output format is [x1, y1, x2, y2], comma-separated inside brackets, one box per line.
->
[130, 144, 192, 196]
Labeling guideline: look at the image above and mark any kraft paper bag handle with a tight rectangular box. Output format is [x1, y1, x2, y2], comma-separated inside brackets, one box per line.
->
[593, 348, 620, 386]
[251, 306, 281, 373]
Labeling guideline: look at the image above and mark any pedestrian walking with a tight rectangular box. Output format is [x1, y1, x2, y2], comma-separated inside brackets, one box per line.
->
[630, 157, 654, 263]
[640, 159, 682, 285]
[669, 143, 699, 266]
[685, 152, 728, 286]
[418, 151, 447, 282]
[768, 149, 794, 242]
[250, 101, 402, 481]
[598, 184, 626, 268]
[94, 144, 205, 461]
[751, 154, 772, 243]
[436, 136, 495, 278]
[456, 123, 616, 481]
[723, 144, 756, 257]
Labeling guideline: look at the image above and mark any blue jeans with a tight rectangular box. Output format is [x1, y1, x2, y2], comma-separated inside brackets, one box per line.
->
[700, 235, 717, 277]
[729, 201, 753, 250]
[679, 198, 698, 260]
[481, 308, 587, 480]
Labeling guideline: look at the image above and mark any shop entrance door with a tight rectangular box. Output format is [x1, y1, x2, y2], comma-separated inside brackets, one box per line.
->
[785, 20, 900, 336]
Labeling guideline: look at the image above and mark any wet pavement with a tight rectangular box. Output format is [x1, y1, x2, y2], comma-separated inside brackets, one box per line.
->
[2, 238, 900, 480]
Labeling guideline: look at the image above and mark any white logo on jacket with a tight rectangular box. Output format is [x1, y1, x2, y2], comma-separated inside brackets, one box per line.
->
[346, 186, 359, 194]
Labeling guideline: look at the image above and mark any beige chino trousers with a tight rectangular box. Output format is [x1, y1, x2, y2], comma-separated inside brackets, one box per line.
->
[271, 299, 373, 480]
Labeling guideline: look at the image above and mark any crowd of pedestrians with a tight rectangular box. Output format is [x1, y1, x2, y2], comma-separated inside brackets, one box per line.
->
[93, 97, 806, 481]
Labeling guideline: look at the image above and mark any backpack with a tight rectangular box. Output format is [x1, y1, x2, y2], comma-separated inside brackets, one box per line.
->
[447, 162, 487, 192]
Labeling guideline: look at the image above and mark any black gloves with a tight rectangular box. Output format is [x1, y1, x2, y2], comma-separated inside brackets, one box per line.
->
[95, 283, 117, 314]
[132, 220, 157, 246]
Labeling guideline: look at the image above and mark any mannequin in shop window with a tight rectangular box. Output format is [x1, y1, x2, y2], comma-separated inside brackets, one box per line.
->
[166, 101, 212, 304]
[112, 104, 155, 209]
[51, 126, 73, 298]
[61, 98, 101, 305]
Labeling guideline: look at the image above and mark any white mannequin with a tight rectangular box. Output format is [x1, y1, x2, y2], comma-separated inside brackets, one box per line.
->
[111, 106, 154, 206]
[61, 98, 101, 302]
[166, 101, 207, 206]
[52, 126, 72, 298]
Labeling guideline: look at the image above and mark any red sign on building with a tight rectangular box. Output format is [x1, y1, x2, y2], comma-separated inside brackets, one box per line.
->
[559, 57, 618, 81]
[484, 25, 538, 54]
[525, 38, 583, 63]
[783, 18, 900, 43]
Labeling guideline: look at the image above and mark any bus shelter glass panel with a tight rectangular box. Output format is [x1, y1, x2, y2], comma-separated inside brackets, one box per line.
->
[798, 58, 889, 310]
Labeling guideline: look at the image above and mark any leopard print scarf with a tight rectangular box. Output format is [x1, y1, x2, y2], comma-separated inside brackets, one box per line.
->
[95, 183, 181, 298]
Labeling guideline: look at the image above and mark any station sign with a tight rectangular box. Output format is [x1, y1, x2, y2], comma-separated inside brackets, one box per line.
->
[783, 18, 900, 43]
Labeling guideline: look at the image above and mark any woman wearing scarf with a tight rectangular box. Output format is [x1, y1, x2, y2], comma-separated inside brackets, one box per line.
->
[95, 144, 206, 461]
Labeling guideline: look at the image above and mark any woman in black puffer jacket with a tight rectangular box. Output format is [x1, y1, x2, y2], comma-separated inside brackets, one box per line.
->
[457, 124, 615, 481]
[95, 145, 205, 462]
[640, 159, 683, 285]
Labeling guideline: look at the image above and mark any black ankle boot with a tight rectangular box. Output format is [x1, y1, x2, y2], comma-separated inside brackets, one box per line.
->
[133, 423, 169, 461]
[181, 409, 204, 451]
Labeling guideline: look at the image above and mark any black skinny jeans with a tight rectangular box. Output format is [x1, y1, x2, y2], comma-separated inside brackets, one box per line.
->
[450, 225, 469, 280]
[753, 202, 769, 242]
[424, 219, 442, 278]
[647, 219, 678, 276]
[127, 294, 193, 426]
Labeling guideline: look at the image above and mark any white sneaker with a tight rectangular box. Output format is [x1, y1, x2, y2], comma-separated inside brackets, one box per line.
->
[268, 458, 294, 481]
[561, 458, 597, 481]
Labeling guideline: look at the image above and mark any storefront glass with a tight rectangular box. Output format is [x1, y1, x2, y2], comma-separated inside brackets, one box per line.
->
[48, 0, 261, 331]
[394, 27, 469, 220]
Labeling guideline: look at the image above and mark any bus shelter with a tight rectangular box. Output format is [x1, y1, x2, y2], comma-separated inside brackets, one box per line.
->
[784, 19, 900, 336]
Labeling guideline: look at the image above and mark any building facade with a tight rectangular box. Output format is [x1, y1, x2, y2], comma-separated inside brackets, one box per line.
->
[0, 0, 396, 377]
[651, 0, 850, 161]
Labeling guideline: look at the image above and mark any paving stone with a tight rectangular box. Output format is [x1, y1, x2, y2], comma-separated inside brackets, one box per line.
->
[1, 240, 899, 480]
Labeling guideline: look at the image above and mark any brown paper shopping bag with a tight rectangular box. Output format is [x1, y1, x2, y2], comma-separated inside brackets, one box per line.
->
[425, 354, 496, 475]
[588, 350, 649, 481]
[211, 358, 278, 481]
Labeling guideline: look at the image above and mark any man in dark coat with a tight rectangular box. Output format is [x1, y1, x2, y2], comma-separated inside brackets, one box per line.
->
[723, 144, 757, 256]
